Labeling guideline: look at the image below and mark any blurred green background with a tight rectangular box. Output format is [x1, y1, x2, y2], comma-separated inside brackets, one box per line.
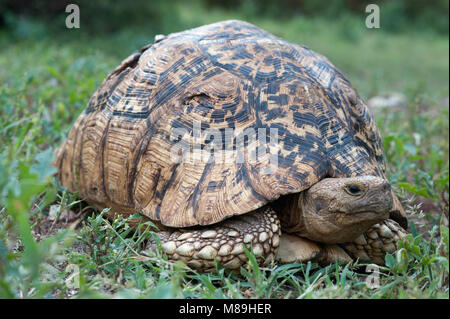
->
[1, 0, 449, 34]
[1, 0, 448, 99]
[0, 0, 448, 299]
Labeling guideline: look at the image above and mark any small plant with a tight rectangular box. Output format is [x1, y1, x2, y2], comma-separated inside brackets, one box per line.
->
[0, 148, 74, 298]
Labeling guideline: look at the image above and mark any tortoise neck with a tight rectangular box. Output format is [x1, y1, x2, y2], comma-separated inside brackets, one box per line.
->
[270, 192, 306, 235]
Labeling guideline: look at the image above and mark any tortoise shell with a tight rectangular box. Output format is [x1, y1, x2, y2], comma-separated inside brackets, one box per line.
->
[54, 20, 387, 228]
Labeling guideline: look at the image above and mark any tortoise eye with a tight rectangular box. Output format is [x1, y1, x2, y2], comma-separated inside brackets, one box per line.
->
[346, 184, 362, 196]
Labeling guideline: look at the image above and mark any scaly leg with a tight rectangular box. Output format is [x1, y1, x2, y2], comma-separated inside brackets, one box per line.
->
[341, 219, 407, 264]
[146, 207, 281, 271]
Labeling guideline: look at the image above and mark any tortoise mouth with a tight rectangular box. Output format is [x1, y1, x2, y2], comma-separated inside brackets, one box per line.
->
[335, 209, 388, 225]
[352, 208, 389, 217]
[352, 211, 379, 218]
[342, 201, 392, 217]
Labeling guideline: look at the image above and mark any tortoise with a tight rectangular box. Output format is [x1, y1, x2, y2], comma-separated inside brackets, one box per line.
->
[53, 20, 408, 271]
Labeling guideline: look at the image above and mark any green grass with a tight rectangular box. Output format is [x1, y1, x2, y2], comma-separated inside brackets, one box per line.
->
[0, 3, 448, 299]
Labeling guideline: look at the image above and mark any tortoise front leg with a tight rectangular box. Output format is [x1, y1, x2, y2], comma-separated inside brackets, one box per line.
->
[275, 219, 407, 266]
[341, 219, 407, 265]
[146, 207, 281, 271]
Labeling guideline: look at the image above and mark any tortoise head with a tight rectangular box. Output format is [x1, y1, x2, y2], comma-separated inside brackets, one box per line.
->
[294, 176, 393, 243]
